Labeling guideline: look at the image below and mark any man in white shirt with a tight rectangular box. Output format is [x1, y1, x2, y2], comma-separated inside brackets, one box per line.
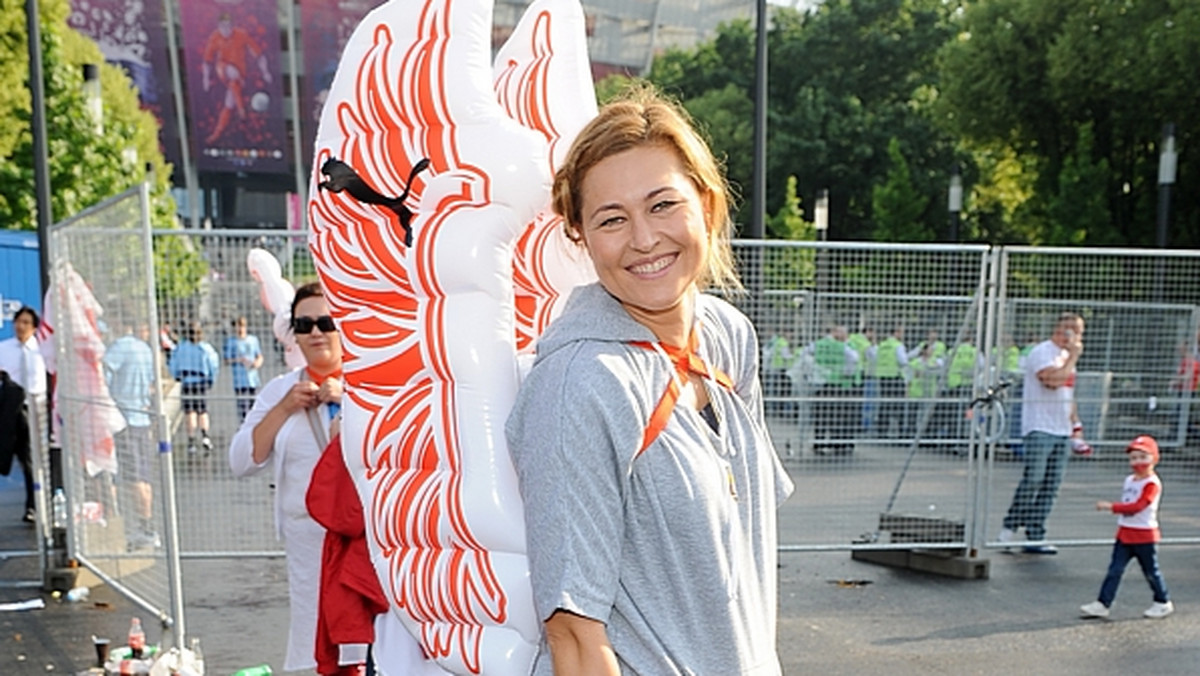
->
[999, 312, 1084, 554]
[0, 306, 48, 523]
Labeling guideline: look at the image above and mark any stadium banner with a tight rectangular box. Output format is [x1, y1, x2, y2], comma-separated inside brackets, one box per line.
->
[179, 0, 290, 173]
[68, 0, 182, 169]
[299, 0, 385, 170]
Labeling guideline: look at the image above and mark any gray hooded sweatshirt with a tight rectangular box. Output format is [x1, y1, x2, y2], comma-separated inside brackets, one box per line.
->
[506, 282, 794, 675]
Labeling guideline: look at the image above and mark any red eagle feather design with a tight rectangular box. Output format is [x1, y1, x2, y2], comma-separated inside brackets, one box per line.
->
[307, 0, 595, 673]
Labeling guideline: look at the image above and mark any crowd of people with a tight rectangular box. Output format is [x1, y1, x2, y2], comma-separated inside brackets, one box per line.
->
[763, 323, 1037, 452]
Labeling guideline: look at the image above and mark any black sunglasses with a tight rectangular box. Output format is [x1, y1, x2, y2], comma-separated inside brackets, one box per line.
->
[292, 315, 337, 334]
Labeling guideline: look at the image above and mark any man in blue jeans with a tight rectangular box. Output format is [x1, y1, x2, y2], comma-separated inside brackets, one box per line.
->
[999, 312, 1085, 554]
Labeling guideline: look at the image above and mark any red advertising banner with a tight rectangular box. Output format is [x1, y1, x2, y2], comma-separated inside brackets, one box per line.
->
[179, 0, 290, 173]
[68, 0, 181, 169]
[299, 0, 385, 170]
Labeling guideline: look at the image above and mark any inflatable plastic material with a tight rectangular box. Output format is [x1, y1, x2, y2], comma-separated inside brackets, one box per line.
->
[246, 248, 304, 369]
[41, 262, 125, 476]
[308, 0, 596, 672]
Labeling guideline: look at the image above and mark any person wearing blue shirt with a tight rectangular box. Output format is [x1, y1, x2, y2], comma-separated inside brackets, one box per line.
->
[104, 323, 159, 549]
[224, 316, 263, 422]
[168, 321, 220, 454]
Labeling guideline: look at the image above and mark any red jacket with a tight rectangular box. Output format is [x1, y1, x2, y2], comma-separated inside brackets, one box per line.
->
[306, 435, 390, 675]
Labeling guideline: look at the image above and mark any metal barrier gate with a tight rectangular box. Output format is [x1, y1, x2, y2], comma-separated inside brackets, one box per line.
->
[982, 247, 1200, 550]
[45, 220, 1200, 601]
[734, 241, 1200, 554]
[48, 185, 187, 647]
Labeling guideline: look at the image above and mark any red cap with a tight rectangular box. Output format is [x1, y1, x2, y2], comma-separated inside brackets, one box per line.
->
[1126, 435, 1159, 463]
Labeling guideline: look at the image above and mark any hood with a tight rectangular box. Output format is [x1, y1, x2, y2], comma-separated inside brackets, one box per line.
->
[533, 283, 662, 363]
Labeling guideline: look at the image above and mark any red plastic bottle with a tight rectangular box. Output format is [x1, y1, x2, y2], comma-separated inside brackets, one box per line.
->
[127, 617, 146, 658]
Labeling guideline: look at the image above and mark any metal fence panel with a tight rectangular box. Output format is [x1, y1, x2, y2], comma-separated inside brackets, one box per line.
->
[730, 241, 993, 550]
[983, 247, 1200, 549]
[60, 227, 1197, 563]
[152, 230, 311, 557]
[48, 186, 183, 635]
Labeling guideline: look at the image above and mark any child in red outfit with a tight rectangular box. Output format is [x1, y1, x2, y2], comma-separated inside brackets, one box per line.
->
[1080, 435, 1174, 619]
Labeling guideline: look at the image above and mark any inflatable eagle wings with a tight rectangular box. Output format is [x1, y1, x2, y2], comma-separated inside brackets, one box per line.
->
[307, 0, 597, 672]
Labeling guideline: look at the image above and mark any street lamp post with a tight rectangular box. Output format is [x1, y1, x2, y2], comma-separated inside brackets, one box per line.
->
[750, 0, 767, 241]
[1156, 123, 1177, 249]
[82, 63, 102, 134]
[814, 188, 829, 242]
[948, 164, 963, 242]
[26, 0, 52, 296]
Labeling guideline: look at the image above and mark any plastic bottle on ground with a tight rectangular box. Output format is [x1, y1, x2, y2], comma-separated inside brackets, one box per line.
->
[128, 617, 146, 658]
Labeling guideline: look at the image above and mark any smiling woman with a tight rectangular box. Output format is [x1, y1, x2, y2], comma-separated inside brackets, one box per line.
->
[506, 87, 794, 675]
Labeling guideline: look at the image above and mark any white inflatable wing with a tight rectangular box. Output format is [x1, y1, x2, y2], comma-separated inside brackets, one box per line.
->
[246, 248, 303, 370]
[307, 0, 595, 673]
[495, 0, 598, 355]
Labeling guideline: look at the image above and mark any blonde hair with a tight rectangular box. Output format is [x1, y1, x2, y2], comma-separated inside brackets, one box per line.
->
[551, 85, 740, 292]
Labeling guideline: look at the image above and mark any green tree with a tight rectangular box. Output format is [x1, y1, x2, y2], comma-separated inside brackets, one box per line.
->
[594, 74, 638, 104]
[764, 175, 817, 289]
[681, 84, 755, 215]
[936, 0, 1200, 247]
[0, 0, 205, 297]
[1045, 123, 1112, 246]
[872, 137, 932, 241]
[649, 1, 962, 242]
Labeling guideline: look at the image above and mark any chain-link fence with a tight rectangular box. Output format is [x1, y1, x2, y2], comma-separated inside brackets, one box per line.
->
[730, 241, 1200, 554]
[45, 222, 1200, 617]
[48, 185, 185, 641]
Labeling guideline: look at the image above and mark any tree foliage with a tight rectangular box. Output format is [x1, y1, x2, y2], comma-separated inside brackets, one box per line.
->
[764, 175, 818, 290]
[936, 0, 1200, 247]
[649, 0, 961, 241]
[0, 0, 205, 297]
[638, 0, 1197, 248]
[872, 137, 933, 242]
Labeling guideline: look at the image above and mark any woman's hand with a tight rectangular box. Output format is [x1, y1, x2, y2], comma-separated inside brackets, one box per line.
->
[317, 377, 343, 405]
[282, 380, 320, 413]
[250, 381, 319, 465]
[1096, 500, 1113, 511]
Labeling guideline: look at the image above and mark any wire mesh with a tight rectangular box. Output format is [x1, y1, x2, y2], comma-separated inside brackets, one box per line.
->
[731, 241, 991, 550]
[985, 247, 1200, 549]
[153, 230, 311, 557]
[48, 187, 177, 623]
[54, 223, 1200, 567]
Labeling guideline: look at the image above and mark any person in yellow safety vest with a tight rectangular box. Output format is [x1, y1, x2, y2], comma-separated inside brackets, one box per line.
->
[808, 325, 859, 454]
[908, 342, 943, 399]
[909, 342, 944, 441]
[871, 324, 910, 439]
[762, 333, 794, 416]
[847, 327, 876, 431]
[946, 338, 983, 390]
[907, 329, 947, 362]
[1001, 333, 1022, 378]
[939, 337, 984, 444]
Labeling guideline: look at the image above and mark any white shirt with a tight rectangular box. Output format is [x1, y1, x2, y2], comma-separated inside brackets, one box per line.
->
[229, 368, 334, 670]
[1021, 339, 1075, 437]
[0, 335, 47, 396]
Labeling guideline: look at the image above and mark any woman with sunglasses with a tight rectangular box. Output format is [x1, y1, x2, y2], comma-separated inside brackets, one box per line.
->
[506, 88, 794, 674]
[229, 281, 366, 672]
